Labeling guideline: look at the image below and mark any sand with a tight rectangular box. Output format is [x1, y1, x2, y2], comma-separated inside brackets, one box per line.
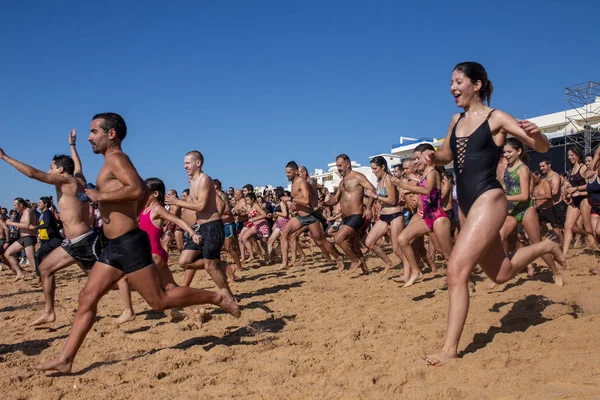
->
[1, 246, 600, 400]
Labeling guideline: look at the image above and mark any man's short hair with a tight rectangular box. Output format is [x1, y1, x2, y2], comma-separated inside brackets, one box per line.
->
[186, 150, 204, 166]
[540, 157, 551, 165]
[52, 154, 75, 175]
[243, 184, 254, 192]
[286, 161, 298, 170]
[336, 154, 350, 163]
[93, 112, 127, 141]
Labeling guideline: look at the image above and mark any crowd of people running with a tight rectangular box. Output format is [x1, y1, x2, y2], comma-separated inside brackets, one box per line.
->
[0, 61, 597, 372]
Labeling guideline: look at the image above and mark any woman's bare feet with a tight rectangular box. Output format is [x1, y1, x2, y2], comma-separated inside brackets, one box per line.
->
[422, 350, 456, 367]
[403, 270, 423, 287]
[29, 312, 56, 327]
[112, 310, 136, 326]
[31, 357, 73, 373]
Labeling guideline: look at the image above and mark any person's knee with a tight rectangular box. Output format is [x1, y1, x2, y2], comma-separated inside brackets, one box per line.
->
[146, 296, 166, 311]
[446, 261, 471, 287]
[334, 235, 344, 246]
[78, 287, 100, 310]
[398, 231, 410, 246]
[178, 258, 188, 269]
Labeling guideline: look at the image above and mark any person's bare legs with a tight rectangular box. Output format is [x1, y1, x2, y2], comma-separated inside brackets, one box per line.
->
[204, 259, 234, 298]
[289, 229, 302, 266]
[113, 276, 136, 326]
[224, 237, 242, 279]
[31, 262, 126, 373]
[486, 215, 518, 290]
[178, 249, 204, 287]
[278, 218, 302, 270]
[267, 229, 281, 263]
[522, 208, 565, 285]
[30, 247, 78, 326]
[32, 261, 239, 373]
[398, 219, 430, 287]
[308, 222, 343, 269]
[4, 241, 26, 280]
[174, 230, 184, 252]
[365, 220, 395, 273]
[334, 225, 362, 273]
[562, 204, 581, 256]
[424, 190, 564, 367]
[388, 216, 406, 275]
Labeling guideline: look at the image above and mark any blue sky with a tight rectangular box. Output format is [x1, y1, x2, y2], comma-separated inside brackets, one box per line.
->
[1, 0, 598, 210]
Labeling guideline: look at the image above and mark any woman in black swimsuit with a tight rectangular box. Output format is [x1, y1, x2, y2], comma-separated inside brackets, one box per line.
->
[563, 146, 588, 255]
[420, 62, 566, 367]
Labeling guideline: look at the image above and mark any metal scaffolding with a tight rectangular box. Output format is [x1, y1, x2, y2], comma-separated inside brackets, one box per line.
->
[563, 81, 600, 170]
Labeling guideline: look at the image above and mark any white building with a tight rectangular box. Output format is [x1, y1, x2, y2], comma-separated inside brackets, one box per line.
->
[307, 94, 600, 191]
[527, 96, 600, 140]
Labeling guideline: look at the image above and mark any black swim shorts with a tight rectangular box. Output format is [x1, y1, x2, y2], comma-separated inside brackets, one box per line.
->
[17, 236, 37, 248]
[296, 212, 319, 227]
[98, 228, 153, 274]
[342, 214, 364, 232]
[198, 220, 224, 260]
[61, 230, 102, 270]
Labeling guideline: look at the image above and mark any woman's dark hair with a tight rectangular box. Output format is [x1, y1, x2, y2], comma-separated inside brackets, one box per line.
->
[370, 156, 389, 175]
[39, 196, 53, 208]
[284, 190, 291, 197]
[567, 146, 583, 165]
[245, 192, 257, 202]
[145, 177, 166, 206]
[585, 152, 593, 160]
[505, 137, 529, 163]
[454, 62, 494, 106]
[274, 186, 285, 199]
[413, 143, 435, 153]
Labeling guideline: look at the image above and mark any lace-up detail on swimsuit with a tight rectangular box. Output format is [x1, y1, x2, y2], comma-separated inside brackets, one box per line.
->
[455, 137, 468, 174]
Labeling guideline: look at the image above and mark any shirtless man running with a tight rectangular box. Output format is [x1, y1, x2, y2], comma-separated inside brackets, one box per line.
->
[325, 154, 376, 274]
[165, 151, 235, 298]
[279, 161, 344, 271]
[0, 130, 103, 326]
[32, 113, 239, 374]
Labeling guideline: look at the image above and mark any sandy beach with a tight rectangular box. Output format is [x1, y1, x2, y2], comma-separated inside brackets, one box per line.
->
[1, 245, 599, 399]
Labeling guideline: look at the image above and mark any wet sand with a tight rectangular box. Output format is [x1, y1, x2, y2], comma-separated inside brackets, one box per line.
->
[1, 245, 599, 399]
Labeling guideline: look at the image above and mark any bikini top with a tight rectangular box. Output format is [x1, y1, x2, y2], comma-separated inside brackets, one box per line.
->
[377, 177, 389, 198]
